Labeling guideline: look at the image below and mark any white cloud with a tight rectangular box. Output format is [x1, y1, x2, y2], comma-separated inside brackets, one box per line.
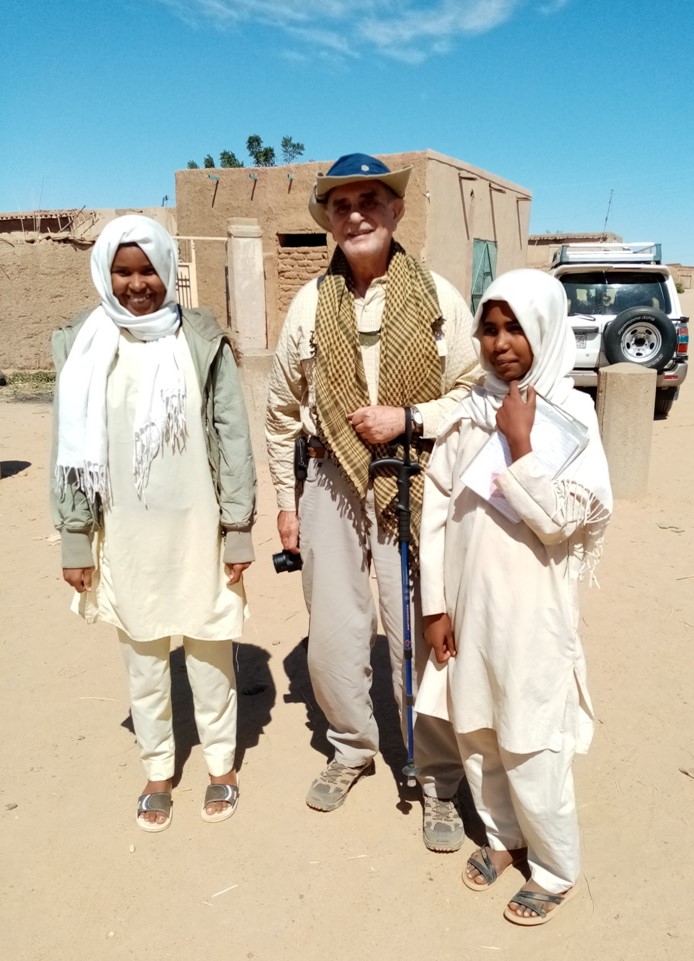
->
[284, 25, 358, 58]
[158, 0, 569, 62]
[360, 0, 521, 63]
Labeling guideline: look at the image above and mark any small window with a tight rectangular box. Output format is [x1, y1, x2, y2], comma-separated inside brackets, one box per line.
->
[278, 233, 327, 248]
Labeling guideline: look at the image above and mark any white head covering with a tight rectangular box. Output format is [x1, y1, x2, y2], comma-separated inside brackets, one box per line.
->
[56, 215, 186, 505]
[89, 214, 179, 332]
[464, 268, 577, 429]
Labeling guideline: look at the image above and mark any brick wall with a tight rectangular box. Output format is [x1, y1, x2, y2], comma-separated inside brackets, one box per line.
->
[276, 244, 329, 319]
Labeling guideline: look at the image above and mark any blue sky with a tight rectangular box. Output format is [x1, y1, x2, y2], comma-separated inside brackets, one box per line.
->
[3, 0, 693, 263]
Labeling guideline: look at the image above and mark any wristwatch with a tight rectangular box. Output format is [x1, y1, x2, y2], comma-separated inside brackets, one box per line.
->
[409, 406, 424, 437]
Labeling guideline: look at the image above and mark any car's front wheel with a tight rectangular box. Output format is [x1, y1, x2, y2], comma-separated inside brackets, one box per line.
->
[603, 307, 677, 372]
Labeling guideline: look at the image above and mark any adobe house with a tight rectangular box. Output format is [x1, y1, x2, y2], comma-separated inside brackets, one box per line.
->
[175, 149, 532, 352]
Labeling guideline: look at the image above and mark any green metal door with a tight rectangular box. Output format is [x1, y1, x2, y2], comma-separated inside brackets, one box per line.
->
[471, 239, 498, 313]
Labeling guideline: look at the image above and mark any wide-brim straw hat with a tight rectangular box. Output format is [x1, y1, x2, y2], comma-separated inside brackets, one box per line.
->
[308, 153, 412, 231]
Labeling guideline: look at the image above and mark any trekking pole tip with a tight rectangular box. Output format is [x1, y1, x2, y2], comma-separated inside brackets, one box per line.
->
[403, 761, 418, 787]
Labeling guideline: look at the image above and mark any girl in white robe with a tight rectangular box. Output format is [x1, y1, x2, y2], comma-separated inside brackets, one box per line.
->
[419, 268, 611, 925]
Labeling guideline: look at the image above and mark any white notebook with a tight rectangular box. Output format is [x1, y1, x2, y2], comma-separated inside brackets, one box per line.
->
[460, 395, 589, 523]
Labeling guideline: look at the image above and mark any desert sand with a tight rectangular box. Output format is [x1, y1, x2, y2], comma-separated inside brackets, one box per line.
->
[1, 385, 693, 961]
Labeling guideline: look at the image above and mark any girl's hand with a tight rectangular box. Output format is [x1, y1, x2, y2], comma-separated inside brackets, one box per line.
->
[63, 568, 94, 593]
[423, 612, 456, 663]
[225, 562, 250, 587]
[496, 382, 536, 461]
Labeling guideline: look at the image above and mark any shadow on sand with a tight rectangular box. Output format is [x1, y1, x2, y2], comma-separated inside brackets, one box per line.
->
[0, 460, 31, 479]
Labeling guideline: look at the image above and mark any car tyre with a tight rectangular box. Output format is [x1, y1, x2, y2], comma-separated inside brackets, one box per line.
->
[603, 307, 677, 372]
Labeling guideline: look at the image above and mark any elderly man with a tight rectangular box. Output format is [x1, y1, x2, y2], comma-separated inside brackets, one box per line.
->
[266, 153, 478, 851]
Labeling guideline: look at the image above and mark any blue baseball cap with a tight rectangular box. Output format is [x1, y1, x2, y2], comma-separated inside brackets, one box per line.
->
[309, 153, 411, 229]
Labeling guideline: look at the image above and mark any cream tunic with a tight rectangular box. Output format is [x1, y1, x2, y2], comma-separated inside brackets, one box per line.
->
[73, 330, 246, 642]
[419, 413, 599, 756]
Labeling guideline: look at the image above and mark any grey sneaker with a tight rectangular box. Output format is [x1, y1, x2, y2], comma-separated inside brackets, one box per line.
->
[423, 796, 465, 852]
[306, 760, 374, 812]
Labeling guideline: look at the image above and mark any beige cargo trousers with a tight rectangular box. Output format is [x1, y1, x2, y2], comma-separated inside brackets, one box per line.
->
[299, 455, 464, 799]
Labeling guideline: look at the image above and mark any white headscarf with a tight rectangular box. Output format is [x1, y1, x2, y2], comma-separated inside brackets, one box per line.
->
[56, 215, 186, 504]
[463, 268, 577, 429]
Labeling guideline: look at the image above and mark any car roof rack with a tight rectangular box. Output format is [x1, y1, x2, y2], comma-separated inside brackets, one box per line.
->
[552, 242, 662, 266]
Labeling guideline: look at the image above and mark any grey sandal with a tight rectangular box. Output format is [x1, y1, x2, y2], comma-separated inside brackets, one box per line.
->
[201, 782, 239, 823]
[463, 846, 498, 890]
[463, 845, 526, 891]
[504, 885, 578, 926]
[136, 792, 172, 833]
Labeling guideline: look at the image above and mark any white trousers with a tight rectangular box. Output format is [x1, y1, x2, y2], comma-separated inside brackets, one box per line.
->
[457, 723, 580, 893]
[118, 631, 237, 781]
[300, 456, 464, 798]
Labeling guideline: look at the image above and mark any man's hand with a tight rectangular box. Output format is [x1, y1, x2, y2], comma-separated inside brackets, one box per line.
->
[496, 382, 535, 462]
[225, 562, 251, 587]
[423, 612, 456, 664]
[347, 405, 406, 444]
[277, 510, 300, 553]
[63, 568, 94, 593]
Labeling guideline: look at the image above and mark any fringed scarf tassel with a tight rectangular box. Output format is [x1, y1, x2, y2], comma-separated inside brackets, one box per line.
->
[133, 387, 187, 502]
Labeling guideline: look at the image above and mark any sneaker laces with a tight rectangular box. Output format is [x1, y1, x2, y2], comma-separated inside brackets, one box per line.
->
[426, 798, 458, 821]
[321, 762, 366, 785]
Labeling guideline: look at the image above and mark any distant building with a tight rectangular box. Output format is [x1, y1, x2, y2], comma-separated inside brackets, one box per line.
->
[526, 232, 624, 271]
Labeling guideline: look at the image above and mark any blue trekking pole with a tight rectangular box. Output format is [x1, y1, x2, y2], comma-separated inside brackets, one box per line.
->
[369, 407, 421, 787]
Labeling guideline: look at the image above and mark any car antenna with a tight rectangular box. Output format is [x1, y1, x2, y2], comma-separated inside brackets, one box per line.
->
[601, 188, 614, 239]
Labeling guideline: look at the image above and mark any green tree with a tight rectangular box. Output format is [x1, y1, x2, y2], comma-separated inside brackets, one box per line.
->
[219, 150, 244, 168]
[246, 134, 276, 167]
[281, 136, 304, 164]
[187, 134, 303, 170]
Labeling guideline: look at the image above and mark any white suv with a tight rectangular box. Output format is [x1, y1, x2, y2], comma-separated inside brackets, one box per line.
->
[551, 242, 689, 416]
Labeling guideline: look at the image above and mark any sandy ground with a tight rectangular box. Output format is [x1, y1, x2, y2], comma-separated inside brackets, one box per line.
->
[1, 386, 693, 961]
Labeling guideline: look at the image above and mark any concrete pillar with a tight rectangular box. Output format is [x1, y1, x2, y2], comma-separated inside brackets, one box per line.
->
[238, 349, 275, 467]
[596, 363, 656, 498]
[226, 218, 267, 350]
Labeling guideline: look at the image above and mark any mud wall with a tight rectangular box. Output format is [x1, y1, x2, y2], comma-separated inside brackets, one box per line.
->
[0, 239, 94, 369]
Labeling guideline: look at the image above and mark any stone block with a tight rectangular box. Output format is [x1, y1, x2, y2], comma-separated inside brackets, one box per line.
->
[596, 363, 655, 498]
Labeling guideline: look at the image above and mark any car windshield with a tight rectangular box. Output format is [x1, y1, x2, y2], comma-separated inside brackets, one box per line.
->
[561, 271, 672, 316]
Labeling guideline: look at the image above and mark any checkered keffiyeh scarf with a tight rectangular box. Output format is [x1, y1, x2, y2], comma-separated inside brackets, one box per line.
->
[314, 242, 442, 550]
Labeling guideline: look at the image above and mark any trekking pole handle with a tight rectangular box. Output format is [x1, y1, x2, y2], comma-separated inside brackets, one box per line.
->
[368, 408, 422, 543]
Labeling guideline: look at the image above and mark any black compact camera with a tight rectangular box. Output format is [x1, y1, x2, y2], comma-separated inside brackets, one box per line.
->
[272, 550, 303, 574]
